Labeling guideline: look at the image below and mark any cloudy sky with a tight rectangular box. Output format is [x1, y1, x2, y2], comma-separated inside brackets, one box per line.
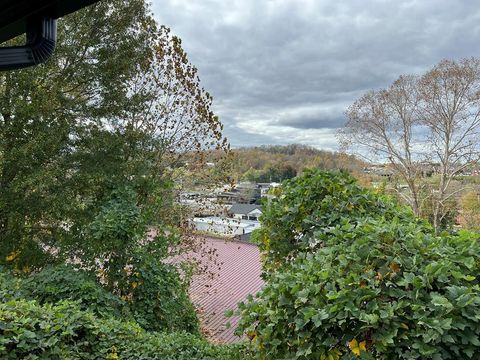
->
[153, 0, 480, 150]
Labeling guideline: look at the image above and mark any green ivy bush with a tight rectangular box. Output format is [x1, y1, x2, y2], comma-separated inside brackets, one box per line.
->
[19, 264, 129, 319]
[125, 254, 200, 334]
[253, 170, 420, 271]
[0, 299, 250, 359]
[238, 217, 480, 359]
[1, 260, 199, 335]
[0, 268, 22, 302]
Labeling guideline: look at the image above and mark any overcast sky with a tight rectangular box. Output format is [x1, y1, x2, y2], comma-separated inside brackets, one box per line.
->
[153, 0, 480, 150]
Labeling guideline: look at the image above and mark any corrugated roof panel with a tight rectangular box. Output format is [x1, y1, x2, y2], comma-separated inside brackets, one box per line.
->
[187, 237, 264, 343]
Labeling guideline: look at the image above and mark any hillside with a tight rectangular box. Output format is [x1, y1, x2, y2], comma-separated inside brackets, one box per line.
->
[225, 144, 366, 183]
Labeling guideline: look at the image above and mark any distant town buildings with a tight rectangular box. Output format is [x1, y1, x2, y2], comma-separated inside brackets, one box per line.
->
[363, 162, 480, 178]
[182, 182, 277, 241]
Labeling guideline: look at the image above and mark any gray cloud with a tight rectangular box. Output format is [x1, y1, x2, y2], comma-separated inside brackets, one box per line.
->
[274, 116, 345, 130]
[152, 0, 480, 150]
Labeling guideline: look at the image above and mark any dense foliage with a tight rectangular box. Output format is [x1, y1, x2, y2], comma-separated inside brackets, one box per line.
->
[0, 269, 20, 302]
[253, 170, 418, 271]
[0, 299, 248, 359]
[18, 265, 129, 319]
[0, 260, 200, 334]
[239, 170, 480, 359]
[123, 255, 200, 333]
[0, 0, 227, 271]
[240, 220, 480, 359]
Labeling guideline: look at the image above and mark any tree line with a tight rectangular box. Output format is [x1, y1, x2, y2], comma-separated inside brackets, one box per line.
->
[209, 144, 366, 184]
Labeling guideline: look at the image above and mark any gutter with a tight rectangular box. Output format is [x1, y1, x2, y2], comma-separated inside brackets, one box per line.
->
[0, 17, 57, 71]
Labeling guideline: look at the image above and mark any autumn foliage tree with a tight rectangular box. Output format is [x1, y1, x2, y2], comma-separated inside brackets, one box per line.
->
[0, 0, 228, 275]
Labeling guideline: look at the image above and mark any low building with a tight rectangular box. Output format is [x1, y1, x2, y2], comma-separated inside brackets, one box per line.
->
[228, 204, 263, 221]
[216, 183, 261, 204]
[192, 216, 260, 237]
[257, 182, 281, 196]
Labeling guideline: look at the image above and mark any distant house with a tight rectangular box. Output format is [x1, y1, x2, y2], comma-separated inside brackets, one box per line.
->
[216, 191, 240, 204]
[257, 182, 281, 196]
[216, 183, 261, 205]
[229, 204, 263, 221]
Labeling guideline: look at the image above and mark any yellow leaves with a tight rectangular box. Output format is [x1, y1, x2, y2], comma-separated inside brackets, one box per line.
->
[5, 252, 30, 273]
[107, 346, 119, 359]
[5, 251, 19, 262]
[120, 293, 133, 302]
[348, 339, 366, 357]
[131, 280, 143, 289]
[400, 322, 409, 330]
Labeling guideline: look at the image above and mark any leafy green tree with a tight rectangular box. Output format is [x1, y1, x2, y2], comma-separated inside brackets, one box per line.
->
[0, 0, 153, 268]
[0, 1, 228, 273]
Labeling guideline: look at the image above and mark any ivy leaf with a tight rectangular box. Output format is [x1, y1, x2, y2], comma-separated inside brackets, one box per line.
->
[348, 339, 366, 357]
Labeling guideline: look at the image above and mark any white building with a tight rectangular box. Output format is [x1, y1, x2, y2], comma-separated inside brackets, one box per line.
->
[228, 204, 263, 221]
[192, 216, 260, 236]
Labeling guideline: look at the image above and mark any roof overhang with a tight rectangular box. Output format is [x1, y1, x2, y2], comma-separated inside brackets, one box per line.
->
[0, 0, 100, 44]
[0, 0, 101, 70]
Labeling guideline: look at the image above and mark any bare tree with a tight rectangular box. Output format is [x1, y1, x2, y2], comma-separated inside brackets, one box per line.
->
[339, 58, 480, 232]
[339, 75, 424, 216]
[418, 58, 480, 231]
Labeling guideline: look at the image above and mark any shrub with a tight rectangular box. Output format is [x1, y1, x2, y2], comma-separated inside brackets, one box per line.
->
[125, 254, 200, 334]
[19, 264, 129, 319]
[0, 268, 22, 302]
[253, 170, 419, 271]
[1, 259, 200, 335]
[84, 186, 148, 290]
[0, 299, 250, 359]
[238, 219, 480, 359]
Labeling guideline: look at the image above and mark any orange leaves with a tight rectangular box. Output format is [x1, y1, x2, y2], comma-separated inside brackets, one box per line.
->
[389, 262, 401, 274]
[5, 251, 19, 262]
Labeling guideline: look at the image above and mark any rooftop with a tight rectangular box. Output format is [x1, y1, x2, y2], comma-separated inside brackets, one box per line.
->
[184, 237, 264, 343]
[228, 203, 263, 215]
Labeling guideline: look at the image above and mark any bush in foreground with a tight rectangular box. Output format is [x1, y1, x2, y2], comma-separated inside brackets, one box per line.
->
[253, 170, 419, 271]
[19, 264, 129, 319]
[238, 217, 480, 359]
[1, 259, 200, 335]
[0, 299, 249, 360]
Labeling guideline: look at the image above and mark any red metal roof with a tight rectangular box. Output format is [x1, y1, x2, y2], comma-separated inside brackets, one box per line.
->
[186, 237, 264, 343]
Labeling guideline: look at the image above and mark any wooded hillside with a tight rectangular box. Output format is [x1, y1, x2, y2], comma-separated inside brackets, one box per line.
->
[222, 144, 366, 183]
